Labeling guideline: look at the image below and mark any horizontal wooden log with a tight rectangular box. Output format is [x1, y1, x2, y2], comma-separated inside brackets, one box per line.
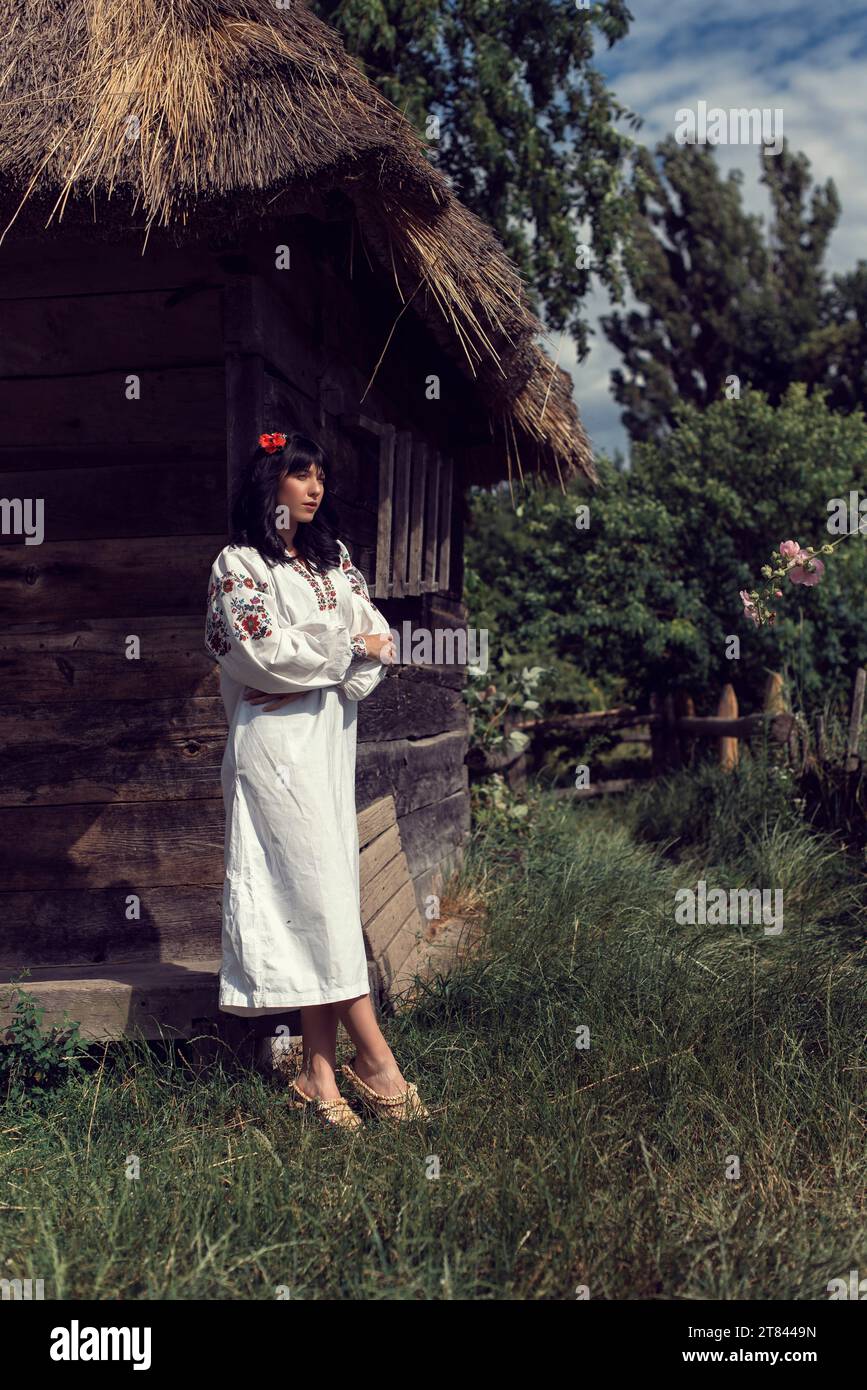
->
[0, 439, 226, 477]
[0, 288, 224, 377]
[398, 789, 471, 882]
[357, 667, 468, 741]
[0, 367, 225, 447]
[0, 800, 225, 891]
[0, 458, 225, 543]
[0, 236, 226, 299]
[356, 730, 468, 817]
[516, 708, 794, 743]
[0, 959, 227, 1041]
[0, 617, 218, 699]
[0, 534, 222, 623]
[677, 712, 794, 741]
[0, 885, 221, 967]
[0, 697, 226, 806]
[515, 706, 657, 733]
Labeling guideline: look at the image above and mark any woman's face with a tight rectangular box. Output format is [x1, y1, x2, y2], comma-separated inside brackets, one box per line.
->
[276, 464, 325, 526]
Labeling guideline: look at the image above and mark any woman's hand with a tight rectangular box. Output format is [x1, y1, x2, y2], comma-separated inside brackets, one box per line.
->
[244, 689, 306, 712]
[357, 633, 396, 664]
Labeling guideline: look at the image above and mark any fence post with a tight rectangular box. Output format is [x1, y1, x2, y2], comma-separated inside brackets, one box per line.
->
[649, 691, 667, 776]
[845, 667, 865, 774]
[664, 693, 682, 771]
[717, 683, 739, 771]
[762, 672, 791, 766]
[675, 690, 696, 767]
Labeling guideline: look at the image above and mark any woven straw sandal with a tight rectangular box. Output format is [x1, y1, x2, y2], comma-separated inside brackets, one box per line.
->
[339, 1059, 430, 1123]
[289, 1078, 363, 1132]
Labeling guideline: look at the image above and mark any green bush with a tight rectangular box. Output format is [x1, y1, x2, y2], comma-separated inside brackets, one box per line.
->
[0, 982, 86, 1103]
[466, 384, 867, 714]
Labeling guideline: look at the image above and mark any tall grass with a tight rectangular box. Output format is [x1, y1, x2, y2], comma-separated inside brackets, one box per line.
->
[1, 768, 864, 1299]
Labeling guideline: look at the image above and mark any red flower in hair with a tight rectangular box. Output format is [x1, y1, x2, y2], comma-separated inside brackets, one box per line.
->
[259, 432, 287, 454]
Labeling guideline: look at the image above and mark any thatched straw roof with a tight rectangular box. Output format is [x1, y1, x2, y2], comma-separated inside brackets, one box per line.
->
[0, 0, 594, 486]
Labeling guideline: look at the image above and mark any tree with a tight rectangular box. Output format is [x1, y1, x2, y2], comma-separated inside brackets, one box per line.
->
[311, 0, 640, 355]
[466, 385, 867, 713]
[602, 138, 841, 441]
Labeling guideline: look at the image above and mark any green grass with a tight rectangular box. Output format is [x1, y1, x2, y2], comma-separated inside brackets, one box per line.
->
[1, 766, 865, 1299]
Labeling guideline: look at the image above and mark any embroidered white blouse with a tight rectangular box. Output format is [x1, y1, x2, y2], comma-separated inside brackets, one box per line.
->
[204, 539, 391, 1013]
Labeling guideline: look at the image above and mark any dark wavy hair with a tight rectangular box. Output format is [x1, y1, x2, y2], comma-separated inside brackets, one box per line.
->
[228, 432, 342, 571]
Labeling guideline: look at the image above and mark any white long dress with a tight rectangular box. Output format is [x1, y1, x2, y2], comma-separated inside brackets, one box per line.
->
[204, 538, 391, 1014]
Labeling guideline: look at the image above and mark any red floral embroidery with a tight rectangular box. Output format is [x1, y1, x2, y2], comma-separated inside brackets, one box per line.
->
[338, 541, 371, 600]
[287, 555, 337, 611]
[205, 569, 272, 654]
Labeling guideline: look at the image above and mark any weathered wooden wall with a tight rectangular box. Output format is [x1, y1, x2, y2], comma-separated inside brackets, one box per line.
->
[0, 236, 229, 973]
[0, 213, 472, 991]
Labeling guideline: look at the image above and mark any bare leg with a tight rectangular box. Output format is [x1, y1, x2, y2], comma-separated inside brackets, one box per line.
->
[295, 1002, 341, 1101]
[332, 994, 407, 1098]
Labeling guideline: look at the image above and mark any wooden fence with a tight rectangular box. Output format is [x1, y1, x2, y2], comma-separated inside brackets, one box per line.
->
[468, 669, 866, 802]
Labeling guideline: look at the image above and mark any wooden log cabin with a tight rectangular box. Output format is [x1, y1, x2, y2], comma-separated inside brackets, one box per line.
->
[0, 0, 592, 1042]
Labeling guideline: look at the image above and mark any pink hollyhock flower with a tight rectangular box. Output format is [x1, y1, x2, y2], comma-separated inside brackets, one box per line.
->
[788, 555, 825, 586]
[779, 540, 801, 560]
[740, 589, 760, 626]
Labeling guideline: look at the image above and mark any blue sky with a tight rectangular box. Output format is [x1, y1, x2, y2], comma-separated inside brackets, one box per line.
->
[568, 0, 867, 460]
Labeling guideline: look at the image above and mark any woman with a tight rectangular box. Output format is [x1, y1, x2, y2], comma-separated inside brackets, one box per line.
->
[205, 431, 429, 1131]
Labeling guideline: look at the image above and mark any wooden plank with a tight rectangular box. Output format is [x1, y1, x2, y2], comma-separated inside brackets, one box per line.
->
[0, 801, 225, 891]
[223, 275, 265, 512]
[437, 455, 453, 593]
[361, 847, 414, 924]
[0, 458, 225, 543]
[378, 913, 427, 991]
[0, 534, 222, 623]
[358, 823, 401, 894]
[0, 959, 225, 1041]
[0, 618, 218, 700]
[390, 430, 412, 599]
[0, 236, 226, 299]
[363, 878, 418, 960]
[0, 287, 224, 376]
[0, 697, 227, 806]
[375, 425, 395, 599]
[0, 885, 221, 967]
[0, 367, 226, 447]
[357, 794, 397, 849]
[248, 274, 320, 400]
[0, 439, 226, 477]
[338, 414, 386, 437]
[408, 440, 426, 596]
[422, 450, 441, 592]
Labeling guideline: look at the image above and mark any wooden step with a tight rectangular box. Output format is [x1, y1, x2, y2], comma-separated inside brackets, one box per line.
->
[0, 958, 223, 1041]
